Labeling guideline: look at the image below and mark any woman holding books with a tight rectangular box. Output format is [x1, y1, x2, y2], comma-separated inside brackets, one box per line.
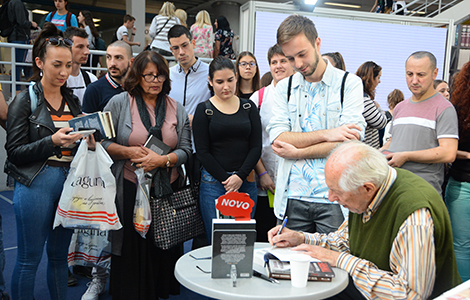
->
[193, 56, 262, 244]
[101, 50, 191, 299]
[5, 23, 91, 300]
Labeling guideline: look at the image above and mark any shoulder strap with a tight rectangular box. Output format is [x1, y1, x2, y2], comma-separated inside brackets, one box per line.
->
[204, 99, 213, 123]
[51, 11, 56, 20]
[80, 69, 91, 87]
[287, 75, 293, 102]
[150, 17, 171, 46]
[241, 98, 251, 115]
[29, 83, 38, 112]
[66, 12, 72, 27]
[258, 87, 265, 109]
[340, 72, 349, 108]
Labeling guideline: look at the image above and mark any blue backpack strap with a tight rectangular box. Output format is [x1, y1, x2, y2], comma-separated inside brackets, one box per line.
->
[28, 82, 38, 112]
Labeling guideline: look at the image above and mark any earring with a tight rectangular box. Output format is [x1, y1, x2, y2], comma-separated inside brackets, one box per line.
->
[40, 69, 43, 77]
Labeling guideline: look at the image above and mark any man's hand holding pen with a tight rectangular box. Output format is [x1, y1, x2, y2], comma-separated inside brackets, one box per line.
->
[267, 225, 305, 247]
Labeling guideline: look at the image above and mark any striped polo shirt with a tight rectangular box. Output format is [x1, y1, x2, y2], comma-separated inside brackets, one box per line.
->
[388, 92, 458, 194]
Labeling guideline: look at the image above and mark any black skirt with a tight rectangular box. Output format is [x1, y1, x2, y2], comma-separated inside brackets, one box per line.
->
[110, 179, 183, 299]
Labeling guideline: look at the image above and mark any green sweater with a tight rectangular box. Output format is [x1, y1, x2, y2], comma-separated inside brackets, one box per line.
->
[349, 168, 461, 298]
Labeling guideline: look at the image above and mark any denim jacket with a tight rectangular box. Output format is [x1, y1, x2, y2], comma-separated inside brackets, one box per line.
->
[267, 61, 366, 219]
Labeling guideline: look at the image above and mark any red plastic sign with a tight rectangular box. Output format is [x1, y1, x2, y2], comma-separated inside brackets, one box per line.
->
[216, 192, 255, 221]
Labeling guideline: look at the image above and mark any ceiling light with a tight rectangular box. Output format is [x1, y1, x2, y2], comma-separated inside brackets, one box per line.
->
[305, 0, 318, 5]
[324, 2, 361, 8]
[32, 9, 49, 15]
[410, 10, 425, 14]
[95, 24, 100, 27]
[93, 18, 101, 23]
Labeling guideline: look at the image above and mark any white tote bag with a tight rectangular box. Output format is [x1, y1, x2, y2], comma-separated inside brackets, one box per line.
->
[53, 140, 122, 231]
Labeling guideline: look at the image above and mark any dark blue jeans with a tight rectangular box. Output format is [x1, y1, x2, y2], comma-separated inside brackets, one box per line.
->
[0, 211, 5, 294]
[199, 167, 257, 244]
[12, 165, 73, 300]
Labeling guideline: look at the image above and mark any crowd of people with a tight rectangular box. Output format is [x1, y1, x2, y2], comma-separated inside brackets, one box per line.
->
[0, 1, 468, 300]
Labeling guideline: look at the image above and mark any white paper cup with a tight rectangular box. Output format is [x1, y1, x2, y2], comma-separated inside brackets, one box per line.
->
[290, 254, 311, 288]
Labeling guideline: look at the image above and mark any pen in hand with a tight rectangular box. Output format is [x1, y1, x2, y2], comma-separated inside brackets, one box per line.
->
[277, 216, 288, 236]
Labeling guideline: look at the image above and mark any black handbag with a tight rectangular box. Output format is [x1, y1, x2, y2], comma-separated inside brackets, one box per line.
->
[149, 182, 205, 250]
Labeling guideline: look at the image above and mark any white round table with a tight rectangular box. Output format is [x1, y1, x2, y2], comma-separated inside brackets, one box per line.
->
[175, 243, 349, 300]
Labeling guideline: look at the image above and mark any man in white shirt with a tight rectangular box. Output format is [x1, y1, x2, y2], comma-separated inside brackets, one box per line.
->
[168, 25, 211, 127]
[168, 25, 211, 248]
[64, 27, 97, 104]
[250, 44, 294, 241]
[116, 14, 140, 47]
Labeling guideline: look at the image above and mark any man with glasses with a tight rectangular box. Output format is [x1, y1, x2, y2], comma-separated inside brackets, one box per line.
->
[267, 15, 366, 234]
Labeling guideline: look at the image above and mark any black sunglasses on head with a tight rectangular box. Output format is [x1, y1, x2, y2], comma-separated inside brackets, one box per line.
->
[45, 37, 73, 47]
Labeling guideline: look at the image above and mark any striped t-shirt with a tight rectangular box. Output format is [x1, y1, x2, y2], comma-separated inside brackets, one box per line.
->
[149, 15, 180, 52]
[45, 98, 76, 163]
[388, 92, 458, 194]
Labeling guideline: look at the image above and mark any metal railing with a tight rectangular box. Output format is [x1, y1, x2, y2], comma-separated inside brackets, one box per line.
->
[0, 42, 217, 99]
[0, 42, 108, 96]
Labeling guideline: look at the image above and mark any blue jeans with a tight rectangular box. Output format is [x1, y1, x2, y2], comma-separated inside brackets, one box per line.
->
[199, 167, 257, 244]
[0, 212, 5, 294]
[12, 165, 73, 300]
[445, 177, 470, 282]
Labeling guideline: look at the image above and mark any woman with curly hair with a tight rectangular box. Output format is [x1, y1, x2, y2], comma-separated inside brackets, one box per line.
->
[355, 61, 389, 148]
[445, 61, 470, 282]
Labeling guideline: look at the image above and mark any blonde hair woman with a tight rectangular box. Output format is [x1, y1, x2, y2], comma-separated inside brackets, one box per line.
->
[190, 10, 214, 58]
[149, 1, 180, 56]
[175, 9, 187, 28]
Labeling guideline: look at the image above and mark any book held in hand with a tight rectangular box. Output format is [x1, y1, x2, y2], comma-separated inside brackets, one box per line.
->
[68, 111, 115, 140]
[143, 135, 171, 155]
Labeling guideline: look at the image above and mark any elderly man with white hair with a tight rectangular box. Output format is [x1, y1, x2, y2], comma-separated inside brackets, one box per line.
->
[268, 141, 461, 300]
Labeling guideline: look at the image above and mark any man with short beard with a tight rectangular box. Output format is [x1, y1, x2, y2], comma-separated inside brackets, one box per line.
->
[267, 15, 366, 234]
[82, 41, 134, 113]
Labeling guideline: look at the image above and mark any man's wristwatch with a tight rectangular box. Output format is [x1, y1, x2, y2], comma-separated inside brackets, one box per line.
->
[166, 155, 171, 168]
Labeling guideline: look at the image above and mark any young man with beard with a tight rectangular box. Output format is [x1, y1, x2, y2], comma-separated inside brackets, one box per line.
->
[267, 15, 366, 234]
[64, 27, 98, 104]
[82, 41, 134, 113]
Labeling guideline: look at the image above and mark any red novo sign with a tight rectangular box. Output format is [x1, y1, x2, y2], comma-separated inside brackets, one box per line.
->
[216, 192, 255, 221]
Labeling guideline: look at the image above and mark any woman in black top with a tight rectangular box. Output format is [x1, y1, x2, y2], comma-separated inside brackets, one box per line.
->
[193, 56, 262, 244]
[235, 51, 260, 99]
[445, 62, 470, 282]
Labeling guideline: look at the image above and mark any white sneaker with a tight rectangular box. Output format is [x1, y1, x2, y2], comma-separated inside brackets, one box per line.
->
[81, 278, 106, 300]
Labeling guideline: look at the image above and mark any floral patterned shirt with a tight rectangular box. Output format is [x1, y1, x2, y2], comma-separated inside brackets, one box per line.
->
[190, 24, 213, 58]
[214, 29, 235, 59]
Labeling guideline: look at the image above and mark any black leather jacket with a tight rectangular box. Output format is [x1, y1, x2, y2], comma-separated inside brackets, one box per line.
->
[4, 82, 81, 186]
